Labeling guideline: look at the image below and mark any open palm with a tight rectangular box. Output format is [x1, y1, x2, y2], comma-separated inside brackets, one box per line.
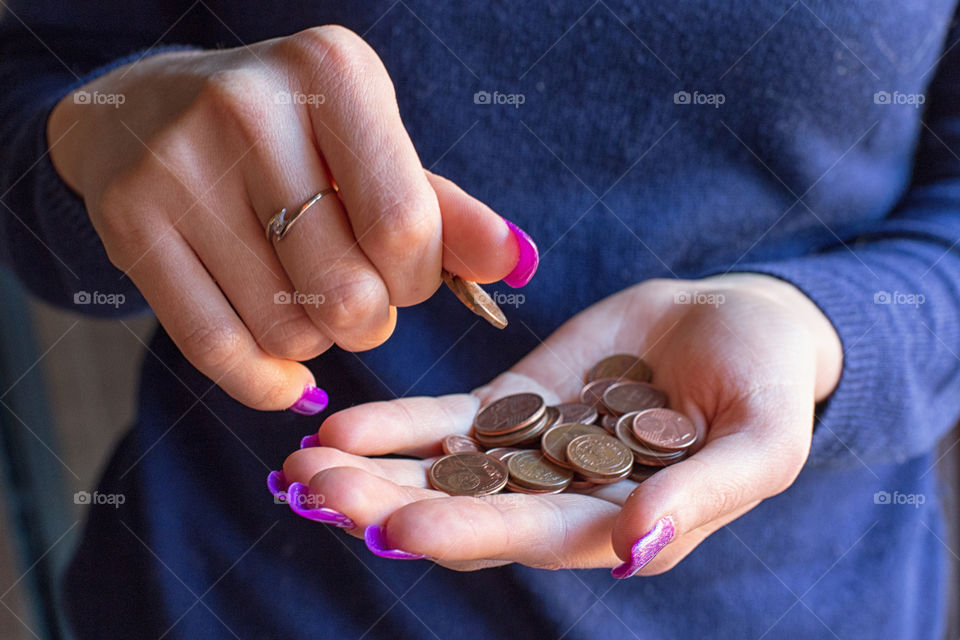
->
[276, 274, 841, 576]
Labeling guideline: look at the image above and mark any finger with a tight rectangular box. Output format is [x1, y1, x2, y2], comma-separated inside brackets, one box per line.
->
[611, 383, 812, 574]
[242, 114, 396, 352]
[282, 445, 432, 488]
[180, 193, 332, 361]
[290, 26, 443, 307]
[380, 491, 620, 568]
[424, 171, 520, 283]
[317, 372, 560, 456]
[304, 466, 443, 537]
[125, 230, 314, 410]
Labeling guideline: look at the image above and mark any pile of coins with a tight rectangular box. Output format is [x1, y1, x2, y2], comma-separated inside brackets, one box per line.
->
[427, 354, 700, 497]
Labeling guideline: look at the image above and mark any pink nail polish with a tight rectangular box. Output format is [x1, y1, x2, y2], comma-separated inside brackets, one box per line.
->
[287, 482, 355, 529]
[363, 525, 426, 560]
[611, 516, 675, 579]
[289, 385, 329, 415]
[502, 219, 539, 288]
[300, 433, 321, 449]
[267, 470, 289, 502]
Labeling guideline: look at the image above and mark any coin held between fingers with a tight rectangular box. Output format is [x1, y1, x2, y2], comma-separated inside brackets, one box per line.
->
[442, 269, 508, 329]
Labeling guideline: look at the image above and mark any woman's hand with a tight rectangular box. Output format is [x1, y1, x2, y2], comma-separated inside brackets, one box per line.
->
[47, 26, 533, 412]
[279, 274, 842, 575]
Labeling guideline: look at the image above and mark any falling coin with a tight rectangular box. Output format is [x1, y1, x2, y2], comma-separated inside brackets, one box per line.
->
[428, 452, 508, 497]
[442, 269, 508, 330]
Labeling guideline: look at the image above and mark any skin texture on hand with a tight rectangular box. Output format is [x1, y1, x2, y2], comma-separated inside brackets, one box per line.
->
[276, 274, 843, 574]
[46, 26, 535, 413]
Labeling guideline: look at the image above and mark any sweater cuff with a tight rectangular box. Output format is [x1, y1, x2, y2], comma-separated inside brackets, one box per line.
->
[716, 257, 888, 466]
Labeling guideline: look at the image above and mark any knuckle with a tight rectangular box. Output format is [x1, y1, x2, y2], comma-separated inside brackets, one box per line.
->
[313, 267, 387, 331]
[180, 321, 246, 373]
[701, 478, 746, 521]
[197, 68, 274, 143]
[282, 25, 380, 86]
[365, 191, 440, 258]
[258, 313, 330, 360]
[93, 173, 164, 271]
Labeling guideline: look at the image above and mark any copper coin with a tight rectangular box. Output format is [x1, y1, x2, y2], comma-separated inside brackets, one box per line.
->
[429, 452, 508, 496]
[505, 481, 565, 495]
[543, 405, 562, 429]
[599, 414, 618, 434]
[442, 269, 508, 330]
[441, 434, 482, 455]
[474, 393, 545, 435]
[484, 447, 521, 463]
[587, 354, 652, 383]
[567, 478, 599, 492]
[540, 423, 608, 468]
[579, 378, 622, 410]
[629, 464, 658, 483]
[565, 434, 633, 479]
[554, 402, 599, 425]
[631, 408, 697, 452]
[475, 410, 550, 447]
[601, 381, 667, 416]
[614, 413, 686, 466]
[507, 450, 573, 492]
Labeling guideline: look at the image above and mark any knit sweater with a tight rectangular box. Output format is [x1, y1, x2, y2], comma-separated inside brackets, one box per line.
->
[2, 1, 959, 638]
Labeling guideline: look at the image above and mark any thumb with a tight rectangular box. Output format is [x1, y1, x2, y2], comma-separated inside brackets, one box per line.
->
[610, 386, 812, 578]
[425, 170, 538, 287]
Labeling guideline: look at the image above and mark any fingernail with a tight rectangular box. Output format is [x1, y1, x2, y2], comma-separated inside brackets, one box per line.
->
[502, 219, 539, 288]
[363, 525, 426, 560]
[267, 470, 289, 502]
[300, 433, 321, 449]
[288, 385, 329, 415]
[611, 516, 675, 579]
[287, 482, 355, 529]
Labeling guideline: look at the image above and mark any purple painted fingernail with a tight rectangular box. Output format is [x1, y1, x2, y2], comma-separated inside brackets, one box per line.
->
[364, 525, 426, 560]
[267, 470, 289, 502]
[300, 433, 321, 449]
[287, 482, 355, 529]
[289, 385, 329, 415]
[502, 219, 539, 288]
[611, 516, 675, 579]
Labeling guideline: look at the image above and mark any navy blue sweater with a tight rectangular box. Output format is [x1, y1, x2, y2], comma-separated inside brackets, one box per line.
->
[2, 2, 960, 638]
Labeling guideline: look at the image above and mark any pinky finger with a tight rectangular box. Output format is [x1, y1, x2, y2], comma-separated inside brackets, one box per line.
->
[126, 232, 316, 410]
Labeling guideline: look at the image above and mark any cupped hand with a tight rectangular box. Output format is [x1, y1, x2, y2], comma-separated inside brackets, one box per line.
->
[47, 26, 533, 412]
[279, 274, 843, 575]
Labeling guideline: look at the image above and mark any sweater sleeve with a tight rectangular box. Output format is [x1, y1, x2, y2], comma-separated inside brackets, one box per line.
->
[731, 28, 960, 468]
[0, 1, 204, 316]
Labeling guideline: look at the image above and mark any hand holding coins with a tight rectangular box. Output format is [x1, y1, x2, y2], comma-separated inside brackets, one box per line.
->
[427, 355, 700, 497]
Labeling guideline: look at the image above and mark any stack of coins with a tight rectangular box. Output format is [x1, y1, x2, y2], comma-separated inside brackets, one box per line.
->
[427, 354, 700, 497]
